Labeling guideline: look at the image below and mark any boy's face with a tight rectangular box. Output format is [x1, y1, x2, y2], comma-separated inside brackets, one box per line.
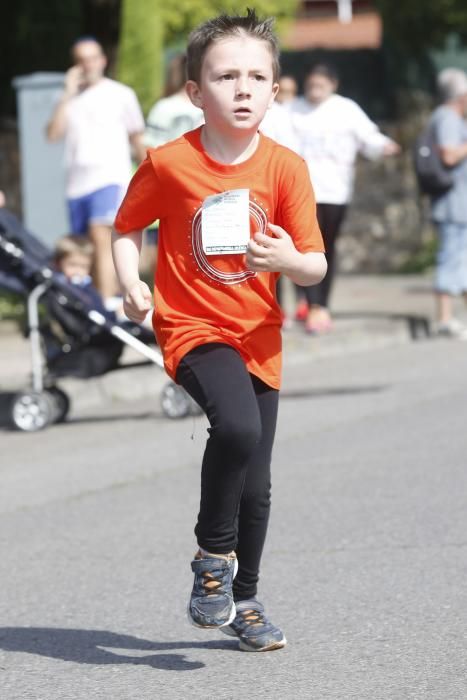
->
[59, 253, 92, 281]
[187, 35, 278, 134]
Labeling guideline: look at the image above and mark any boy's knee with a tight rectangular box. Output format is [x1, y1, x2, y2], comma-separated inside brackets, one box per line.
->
[213, 416, 262, 459]
[241, 483, 271, 511]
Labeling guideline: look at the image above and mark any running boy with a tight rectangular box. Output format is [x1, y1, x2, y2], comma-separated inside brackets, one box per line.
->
[112, 9, 327, 652]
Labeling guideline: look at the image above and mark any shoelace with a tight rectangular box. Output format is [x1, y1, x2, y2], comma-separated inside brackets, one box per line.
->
[200, 569, 224, 595]
[238, 609, 266, 628]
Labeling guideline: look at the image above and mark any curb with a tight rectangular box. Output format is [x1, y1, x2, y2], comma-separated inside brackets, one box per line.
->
[59, 312, 431, 413]
[0, 311, 432, 417]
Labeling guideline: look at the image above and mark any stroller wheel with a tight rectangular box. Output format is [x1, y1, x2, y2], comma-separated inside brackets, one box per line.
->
[10, 391, 54, 432]
[161, 381, 201, 419]
[46, 387, 71, 424]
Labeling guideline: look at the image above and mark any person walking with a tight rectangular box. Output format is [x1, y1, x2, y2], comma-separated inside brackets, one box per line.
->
[46, 37, 146, 303]
[259, 74, 300, 325]
[112, 10, 326, 652]
[428, 68, 467, 338]
[260, 74, 299, 150]
[290, 64, 400, 333]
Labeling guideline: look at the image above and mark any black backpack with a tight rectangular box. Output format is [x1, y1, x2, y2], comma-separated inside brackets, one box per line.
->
[413, 122, 454, 196]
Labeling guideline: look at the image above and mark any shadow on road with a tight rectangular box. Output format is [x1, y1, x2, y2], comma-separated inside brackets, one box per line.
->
[0, 391, 16, 430]
[332, 311, 431, 340]
[0, 392, 165, 432]
[0, 627, 238, 671]
[0, 383, 390, 431]
[281, 384, 388, 400]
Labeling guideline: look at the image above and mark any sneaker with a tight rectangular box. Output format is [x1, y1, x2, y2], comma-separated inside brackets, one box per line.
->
[305, 307, 333, 335]
[220, 599, 287, 652]
[188, 551, 238, 629]
[305, 316, 333, 335]
[436, 318, 467, 340]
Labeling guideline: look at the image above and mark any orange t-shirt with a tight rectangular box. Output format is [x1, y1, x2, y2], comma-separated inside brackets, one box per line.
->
[114, 127, 324, 389]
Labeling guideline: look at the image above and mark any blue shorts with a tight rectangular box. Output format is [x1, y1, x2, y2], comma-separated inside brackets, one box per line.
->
[145, 225, 159, 245]
[434, 220, 467, 296]
[67, 184, 124, 235]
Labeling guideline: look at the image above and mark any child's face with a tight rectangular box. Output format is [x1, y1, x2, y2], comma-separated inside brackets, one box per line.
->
[59, 253, 92, 281]
[187, 35, 278, 134]
[277, 76, 297, 104]
[305, 74, 337, 105]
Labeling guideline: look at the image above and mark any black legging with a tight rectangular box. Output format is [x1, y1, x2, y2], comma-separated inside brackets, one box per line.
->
[176, 342, 279, 601]
[302, 203, 347, 308]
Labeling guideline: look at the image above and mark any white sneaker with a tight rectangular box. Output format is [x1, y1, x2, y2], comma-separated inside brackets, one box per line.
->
[436, 318, 467, 340]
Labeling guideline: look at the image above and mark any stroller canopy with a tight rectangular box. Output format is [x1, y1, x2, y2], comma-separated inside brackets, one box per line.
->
[0, 208, 53, 295]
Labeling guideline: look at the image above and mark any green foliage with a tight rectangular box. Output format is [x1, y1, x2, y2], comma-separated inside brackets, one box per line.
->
[116, 1, 299, 117]
[160, 1, 298, 45]
[376, 0, 467, 56]
[0, 292, 25, 324]
[398, 235, 437, 274]
[0, 0, 83, 115]
[117, 0, 164, 115]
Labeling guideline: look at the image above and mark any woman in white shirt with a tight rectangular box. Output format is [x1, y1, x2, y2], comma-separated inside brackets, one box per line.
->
[290, 64, 400, 333]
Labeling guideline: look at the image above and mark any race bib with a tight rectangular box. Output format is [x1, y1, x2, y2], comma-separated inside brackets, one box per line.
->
[201, 189, 250, 255]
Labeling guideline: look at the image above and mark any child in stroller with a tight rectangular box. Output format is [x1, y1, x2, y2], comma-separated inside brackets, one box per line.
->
[0, 209, 200, 431]
[47, 234, 123, 379]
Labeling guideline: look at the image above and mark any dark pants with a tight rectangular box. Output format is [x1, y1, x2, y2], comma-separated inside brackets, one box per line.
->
[302, 203, 347, 308]
[176, 343, 279, 601]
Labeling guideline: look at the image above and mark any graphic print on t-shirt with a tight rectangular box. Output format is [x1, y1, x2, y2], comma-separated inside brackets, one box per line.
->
[191, 191, 268, 286]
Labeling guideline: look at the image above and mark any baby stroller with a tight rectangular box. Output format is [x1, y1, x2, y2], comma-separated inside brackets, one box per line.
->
[0, 209, 200, 431]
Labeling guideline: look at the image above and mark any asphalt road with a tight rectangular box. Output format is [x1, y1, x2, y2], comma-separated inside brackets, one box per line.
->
[1, 339, 466, 700]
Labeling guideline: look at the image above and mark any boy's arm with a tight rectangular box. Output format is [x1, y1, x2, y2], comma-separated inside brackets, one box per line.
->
[246, 223, 327, 286]
[111, 229, 153, 323]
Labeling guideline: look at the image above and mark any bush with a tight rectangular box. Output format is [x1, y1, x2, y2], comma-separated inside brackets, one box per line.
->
[0, 291, 24, 319]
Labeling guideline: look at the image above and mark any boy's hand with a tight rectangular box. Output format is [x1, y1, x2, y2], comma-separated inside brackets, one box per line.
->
[246, 223, 300, 275]
[123, 280, 153, 323]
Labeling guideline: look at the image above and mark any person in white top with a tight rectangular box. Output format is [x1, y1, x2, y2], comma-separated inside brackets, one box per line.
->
[259, 75, 300, 326]
[290, 64, 400, 333]
[260, 74, 299, 152]
[145, 54, 204, 148]
[47, 37, 146, 300]
[142, 53, 204, 273]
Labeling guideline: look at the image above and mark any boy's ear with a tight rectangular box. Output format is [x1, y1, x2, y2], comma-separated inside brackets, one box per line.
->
[186, 80, 203, 109]
[268, 82, 280, 108]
